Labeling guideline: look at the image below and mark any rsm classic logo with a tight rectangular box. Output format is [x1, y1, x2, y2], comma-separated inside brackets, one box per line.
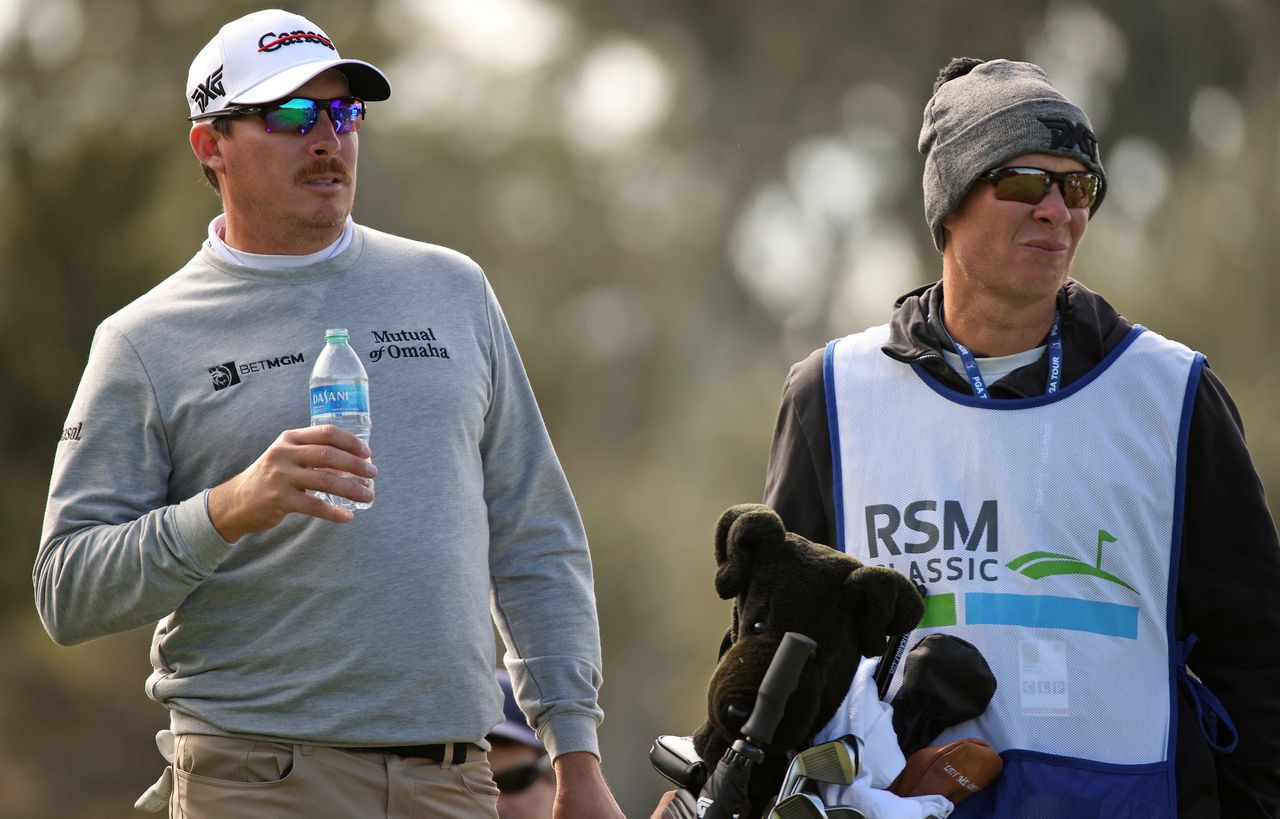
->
[865, 500, 1142, 638]
[865, 499, 1001, 583]
[864, 499, 1135, 591]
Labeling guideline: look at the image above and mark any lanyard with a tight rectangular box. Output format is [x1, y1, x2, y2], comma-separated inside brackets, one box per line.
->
[944, 312, 1063, 399]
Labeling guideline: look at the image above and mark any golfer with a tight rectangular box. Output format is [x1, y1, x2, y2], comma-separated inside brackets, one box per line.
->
[765, 57, 1280, 817]
[34, 9, 624, 818]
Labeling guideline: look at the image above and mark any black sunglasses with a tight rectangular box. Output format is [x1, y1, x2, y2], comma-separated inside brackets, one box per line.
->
[978, 166, 1102, 210]
[493, 755, 552, 794]
[189, 97, 366, 136]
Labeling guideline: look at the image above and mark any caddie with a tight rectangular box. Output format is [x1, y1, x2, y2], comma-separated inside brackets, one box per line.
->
[764, 57, 1280, 818]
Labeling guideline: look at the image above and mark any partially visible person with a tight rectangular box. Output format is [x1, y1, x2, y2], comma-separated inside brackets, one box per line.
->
[489, 671, 556, 819]
[764, 57, 1280, 818]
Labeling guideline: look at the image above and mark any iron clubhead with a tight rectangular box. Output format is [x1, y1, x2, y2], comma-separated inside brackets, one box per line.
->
[769, 792, 826, 819]
[779, 738, 860, 797]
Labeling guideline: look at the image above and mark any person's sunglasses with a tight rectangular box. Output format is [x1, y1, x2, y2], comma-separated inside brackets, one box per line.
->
[493, 755, 552, 794]
[978, 166, 1102, 210]
[190, 97, 366, 136]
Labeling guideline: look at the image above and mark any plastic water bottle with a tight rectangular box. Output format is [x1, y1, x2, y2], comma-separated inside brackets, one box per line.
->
[309, 328, 372, 510]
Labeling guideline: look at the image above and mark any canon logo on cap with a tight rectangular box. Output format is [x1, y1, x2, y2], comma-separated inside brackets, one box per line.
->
[257, 30, 336, 53]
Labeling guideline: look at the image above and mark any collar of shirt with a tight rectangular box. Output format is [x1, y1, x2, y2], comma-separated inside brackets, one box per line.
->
[940, 344, 1047, 387]
[206, 213, 354, 269]
[879, 278, 1132, 398]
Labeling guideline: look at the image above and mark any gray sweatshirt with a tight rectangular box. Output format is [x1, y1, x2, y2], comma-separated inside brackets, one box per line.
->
[34, 225, 603, 758]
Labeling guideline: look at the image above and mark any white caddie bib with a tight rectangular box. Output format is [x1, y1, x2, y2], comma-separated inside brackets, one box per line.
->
[825, 324, 1203, 818]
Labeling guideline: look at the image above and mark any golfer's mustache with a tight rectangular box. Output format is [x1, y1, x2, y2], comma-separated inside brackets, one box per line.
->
[295, 159, 353, 185]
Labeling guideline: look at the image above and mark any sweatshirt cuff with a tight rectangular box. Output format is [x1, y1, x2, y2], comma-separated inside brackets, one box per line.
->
[173, 491, 234, 574]
[539, 713, 600, 761]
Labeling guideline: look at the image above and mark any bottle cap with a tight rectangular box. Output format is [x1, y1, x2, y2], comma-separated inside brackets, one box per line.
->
[324, 328, 350, 341]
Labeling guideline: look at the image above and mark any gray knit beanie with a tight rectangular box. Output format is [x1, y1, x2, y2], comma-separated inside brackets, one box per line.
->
[919, 58, 1106, 251]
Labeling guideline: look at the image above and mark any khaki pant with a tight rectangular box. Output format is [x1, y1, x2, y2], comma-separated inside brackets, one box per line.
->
[169, 734, 500, 819]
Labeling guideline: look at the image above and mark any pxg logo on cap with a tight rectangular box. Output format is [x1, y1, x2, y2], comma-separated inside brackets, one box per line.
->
[186, 9, 391, 120]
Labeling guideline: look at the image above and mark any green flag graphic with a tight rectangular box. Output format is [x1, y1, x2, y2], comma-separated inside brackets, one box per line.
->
[1097, 529, 1117, 569]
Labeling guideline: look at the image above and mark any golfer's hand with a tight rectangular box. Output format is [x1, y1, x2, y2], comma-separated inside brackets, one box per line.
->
[552, 752, 624, 819]
[650, 788, 680, 813]
[208, 425, 377, 542]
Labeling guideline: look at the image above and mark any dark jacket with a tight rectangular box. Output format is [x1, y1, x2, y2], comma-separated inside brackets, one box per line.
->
[764, 278, 1280, 818]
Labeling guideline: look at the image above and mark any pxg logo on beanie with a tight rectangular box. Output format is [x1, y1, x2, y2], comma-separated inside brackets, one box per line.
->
[187, 9, 391, 120]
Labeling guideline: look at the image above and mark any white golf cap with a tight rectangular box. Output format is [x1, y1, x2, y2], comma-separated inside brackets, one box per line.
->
[187, 9, 391, 120]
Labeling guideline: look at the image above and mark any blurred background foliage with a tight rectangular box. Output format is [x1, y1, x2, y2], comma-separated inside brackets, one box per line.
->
[2, 0, 1278, 816]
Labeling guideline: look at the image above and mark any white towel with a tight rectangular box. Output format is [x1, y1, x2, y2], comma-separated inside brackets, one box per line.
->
[811, 657, 954, 819]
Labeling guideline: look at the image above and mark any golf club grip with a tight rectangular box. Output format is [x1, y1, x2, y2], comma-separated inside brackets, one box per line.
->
[741, 632, 817, 745]
[875, 632, 910, 700]
[876, 584, 927, 700]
